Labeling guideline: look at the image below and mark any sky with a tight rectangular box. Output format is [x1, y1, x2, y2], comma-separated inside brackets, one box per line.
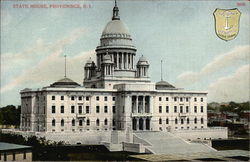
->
[1, 0, 249, 107]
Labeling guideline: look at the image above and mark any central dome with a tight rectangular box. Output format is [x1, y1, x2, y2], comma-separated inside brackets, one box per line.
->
[102, 20, 130, 36]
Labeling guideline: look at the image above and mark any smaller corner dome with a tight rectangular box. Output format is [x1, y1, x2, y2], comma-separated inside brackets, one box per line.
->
[84, 58, 93, 67]
[156, 80, 175, 90]
[102, 20, 130, 36]
[102, 55, 113, 64]
[50, 77, 80, 88]
[137, 55, 149, 65]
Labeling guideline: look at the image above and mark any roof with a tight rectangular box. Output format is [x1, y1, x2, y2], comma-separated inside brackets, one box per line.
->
[156, 80, 175, 89]
[50, 77, 80, 88]
[0, 142, 31, 151]
[137, 55, 149, 65]
[102, 20, 130, 36]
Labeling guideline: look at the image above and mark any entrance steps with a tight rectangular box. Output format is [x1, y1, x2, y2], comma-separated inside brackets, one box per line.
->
[133, 131, 216, 155]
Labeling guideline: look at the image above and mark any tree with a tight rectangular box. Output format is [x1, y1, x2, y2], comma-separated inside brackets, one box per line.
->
[0, 105, 21, 125]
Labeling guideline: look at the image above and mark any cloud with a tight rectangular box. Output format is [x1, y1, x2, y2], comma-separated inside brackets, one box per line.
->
[176, 45, 250, 87]
[0, 28, 96, 93]
[208, 64, 249, 102]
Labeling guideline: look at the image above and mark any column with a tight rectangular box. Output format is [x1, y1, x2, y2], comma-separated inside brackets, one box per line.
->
[132, 55, 134, 69]
[136, 96, 138, 114]
[149, 96, 153, 113]
[116, 53, 119, 69]
[121, 53, 124, 69]
[136, 118, 139, 130]
[143, 118, 146, 131]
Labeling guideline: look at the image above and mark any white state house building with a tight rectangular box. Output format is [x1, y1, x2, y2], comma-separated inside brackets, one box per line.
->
[10, 2, 227, 154]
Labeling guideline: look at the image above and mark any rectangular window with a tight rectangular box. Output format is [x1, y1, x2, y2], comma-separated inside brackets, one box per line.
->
[201, 106, 204, 113]
[79, 96, 82, 100]
[71, 96, 75, 100]
[61, 106, 64, 113]
[104, 96, 108, 101]
[186, 98, 189, 102]
[96, 96, 99, 101]
[186, 106, 189, 113]
[166, 106, 169, 113]
[159, 97, 162, 101]
[71, 106, 75, 113]
[194, 97, 197, 102]
[180, 97, 183, 102]
[61, 96, 64, 100]
[78, 106, 82, 114]
[113, 97, 116, 101]
[52, 96, 55, 100]
[86, 106, 90, 113]
[86, 96, 90, 101]
[194, 106, 197, 113]
[159, 106, 162, 113]
[52, 106, 56, 113]
[180, 106, 183, 113]
[166, 97, 169, 101]
[201, 98, 203, 102]
[174, 97, 177, 102]
[174, 106, 177, 113]
[112, 106, 116, 113]
[96, 106, 100, 113]
[104, 106, 108, 113]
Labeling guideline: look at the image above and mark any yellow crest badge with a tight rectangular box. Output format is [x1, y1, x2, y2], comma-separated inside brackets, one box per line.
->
[213, 8, 241, 41]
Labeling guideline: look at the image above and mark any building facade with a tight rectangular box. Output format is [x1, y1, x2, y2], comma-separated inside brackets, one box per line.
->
[18, 2, 227, 147]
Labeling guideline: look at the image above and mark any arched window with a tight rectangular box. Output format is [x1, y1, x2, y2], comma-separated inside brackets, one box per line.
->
[181, 118, 184, 124]
[112, 119, 116, 126]
[175, 118, 178, 124]
[201, 117, 204, 124]
[104, 119, 108, 125]
[166, 118, 169, 124]
[52, 119, 55, 126]
[86, 119, 90, 126]
[194, 117, 197, 124]
[159, 118, 162, 124]
[187, 118, 190, 124]
[72, 119, 75, 126]
[61, 119, 64, 127]
[79, 119, 83, 126]
[96, 119, 100, 126]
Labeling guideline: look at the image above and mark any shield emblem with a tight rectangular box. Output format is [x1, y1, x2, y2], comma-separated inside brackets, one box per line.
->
[213, 8, 241, 41]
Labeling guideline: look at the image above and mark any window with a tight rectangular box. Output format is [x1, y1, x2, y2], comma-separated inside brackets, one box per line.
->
[96, 119, 100, 126]
[201, 118, 204, 124]
[61, 96, 64, 100]
[186, 98, 189, 102]
[166, 97, 169, 101]
[194, 118, 197, 124]
[79, 119, 83, 126]
[72, 119, 75, 126]
[166, 118, 169, 124]
[79, 96, 82, 100]
[61, 106, 64, 113]
[159, 118, 162, 124]
[86, 96, 90, 101]
[159, 97, 162, 101]
[181, 119, 184, 124]
[194, 106, 197, 113]
[186, 106, 189, 113]
[201, 98, 203, 102]
[96, 106, 100, 113]
[112, 119, 116, 126]
[187, 118, 190, 124]
[61, 119, 64, 126]
[104, 96, 108, 101]
[52, 119, 55, 126]
[52, 96, 55, 100]
[201, 106, 204, 113]
[96, 96, 99, 101]
[71, 96, 75, 101]
[194, 97, 197, 102]
[174, 106, 177, 113]
[104, 106, 108, 113]
[175, 118, 178, 124]
[180, 97, 183, 102]
[159, 106, 162, 113]
[52, 106, 56, 113]
[112, 106, 116, 113]
[166, 106, 169, 113]
[174, 97, 177, 102]
[180, 106, 183, 113]
[78, 106, 82, 114]
[86, 106, 90, 113]
[112, 97, 116, 101]
[104, 119, 108, 125]
[71, 106, 75, 113]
